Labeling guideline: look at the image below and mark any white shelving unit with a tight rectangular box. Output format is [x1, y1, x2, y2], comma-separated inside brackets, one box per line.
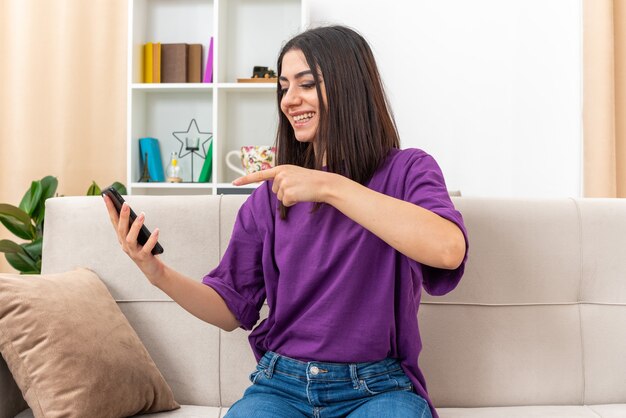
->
[127, 0, 308, 195]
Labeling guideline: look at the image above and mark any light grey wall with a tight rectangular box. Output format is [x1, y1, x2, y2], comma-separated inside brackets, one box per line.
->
[306, 0, 582, 197]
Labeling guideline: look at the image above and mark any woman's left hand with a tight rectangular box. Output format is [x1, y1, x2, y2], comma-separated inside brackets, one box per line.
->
[232, 165, 335, 206]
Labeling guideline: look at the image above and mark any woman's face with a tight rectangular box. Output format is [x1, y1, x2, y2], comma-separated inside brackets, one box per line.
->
[279, 49, 327, 143]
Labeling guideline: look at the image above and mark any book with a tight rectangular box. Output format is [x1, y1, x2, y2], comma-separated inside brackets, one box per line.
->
[152, 42, 161, 83]
[198, 140, 213, 182]
[138, 138, 165, 182]
[161, 43, 188, 83]
[203, 37, 213, 83]
[187, 44, 202, 83]
[143, 43, 153, 83]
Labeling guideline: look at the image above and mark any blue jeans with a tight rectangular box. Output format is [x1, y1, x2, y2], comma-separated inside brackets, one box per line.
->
[225, 351, 432, 418]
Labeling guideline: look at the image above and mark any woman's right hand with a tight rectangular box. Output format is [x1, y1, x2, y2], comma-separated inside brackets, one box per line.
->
[102, 195, 241, 331]
[102, 194, 165, 286]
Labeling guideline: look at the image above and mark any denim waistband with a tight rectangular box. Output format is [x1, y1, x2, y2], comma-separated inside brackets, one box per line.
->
[258, 351, 404, 383]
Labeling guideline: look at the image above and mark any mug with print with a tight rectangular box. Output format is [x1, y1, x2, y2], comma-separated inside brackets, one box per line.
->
[226, 145, 276, 177]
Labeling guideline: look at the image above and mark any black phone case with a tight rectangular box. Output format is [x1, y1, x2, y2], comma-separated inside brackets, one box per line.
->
[102, 187, 164, 255]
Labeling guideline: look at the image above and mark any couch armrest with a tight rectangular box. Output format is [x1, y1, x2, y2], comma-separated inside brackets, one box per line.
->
[0, 356, 27, 418]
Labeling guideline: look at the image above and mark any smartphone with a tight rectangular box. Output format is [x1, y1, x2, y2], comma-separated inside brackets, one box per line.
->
[101, 186, 164, 255]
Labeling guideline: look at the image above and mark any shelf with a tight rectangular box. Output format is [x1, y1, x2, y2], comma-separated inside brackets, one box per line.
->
[128, 0, 305, 196]
[218, 83, 276, 91]
[130, 182, 260, 189]
[131, 83, 276, 92]
[131, 182, 214, 189]
[216, 182, 260, 189]
[132, 83, 214, 92]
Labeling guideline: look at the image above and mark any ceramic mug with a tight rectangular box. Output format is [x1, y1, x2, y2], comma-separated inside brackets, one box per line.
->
[226, 145, 276, 177]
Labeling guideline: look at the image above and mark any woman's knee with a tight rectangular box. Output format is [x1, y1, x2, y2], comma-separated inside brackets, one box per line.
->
[224, 393, 306, 418]
[347, 390, 432, 418]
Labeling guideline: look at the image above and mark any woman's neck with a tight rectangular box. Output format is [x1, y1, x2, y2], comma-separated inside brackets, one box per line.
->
[313, 142, 326, 166]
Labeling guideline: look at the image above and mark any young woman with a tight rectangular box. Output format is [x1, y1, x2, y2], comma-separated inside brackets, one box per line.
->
[104, 25, 468, 418]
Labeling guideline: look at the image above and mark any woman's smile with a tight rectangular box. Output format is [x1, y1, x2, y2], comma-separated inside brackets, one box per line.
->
[291, 111, 317, 128]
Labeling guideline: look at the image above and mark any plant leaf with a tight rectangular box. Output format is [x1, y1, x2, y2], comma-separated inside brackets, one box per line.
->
[0, 203, 32, 225]
[19, 180, 43, 217]
[0, 239, 24, 254]
[40, 176, 59, 200]
[32, 176, 58, 226]
[86, 181, 101, 196]
[0, 204, 36, 240]
[3, 242, 39, 274]
[111, 182, 127, 195]
[5, 252, 39, 274]
[23, 238, 43, 262]
[0, 216, 34, 240]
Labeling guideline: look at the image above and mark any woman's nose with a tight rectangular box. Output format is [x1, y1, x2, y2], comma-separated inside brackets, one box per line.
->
[282, 87, 301, 106]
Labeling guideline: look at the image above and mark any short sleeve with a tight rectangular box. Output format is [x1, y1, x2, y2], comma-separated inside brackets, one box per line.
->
[202, 199, 266, 330]
[402, 150, 469, 296]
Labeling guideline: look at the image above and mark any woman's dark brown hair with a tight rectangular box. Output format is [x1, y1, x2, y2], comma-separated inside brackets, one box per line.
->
[275, 25, 400, 219]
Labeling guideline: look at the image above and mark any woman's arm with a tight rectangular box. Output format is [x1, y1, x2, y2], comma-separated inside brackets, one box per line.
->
[233, 165, 465, 270]
[323, 173, 466, 270]
[155, 264, 241, 332]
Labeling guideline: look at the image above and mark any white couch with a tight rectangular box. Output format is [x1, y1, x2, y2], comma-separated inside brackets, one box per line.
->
[1, 195, 626, 417]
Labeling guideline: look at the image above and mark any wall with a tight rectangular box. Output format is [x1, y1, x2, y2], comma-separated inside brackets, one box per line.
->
[307, 0, 582, 197]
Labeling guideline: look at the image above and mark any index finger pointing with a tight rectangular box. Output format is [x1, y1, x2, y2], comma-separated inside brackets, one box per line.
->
[233, 167, 278, 186]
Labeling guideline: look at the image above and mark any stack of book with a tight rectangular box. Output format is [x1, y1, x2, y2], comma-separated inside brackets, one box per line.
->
[143, 37, 213, 83]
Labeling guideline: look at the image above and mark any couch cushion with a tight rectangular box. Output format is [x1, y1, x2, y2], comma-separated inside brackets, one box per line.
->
[425, 198, 581, 305]
[580, 305, 626, 404]
[419, 304, 584, 407]
[0, 268, 179, 417]
[418, 198, 626, 408]
[117, 301, 221, 406]
[578, 200, 626, 303]
[588, 404, 626, 418]
[142, 405, 222, 418]
[15, 405, 224, 418]
[41, 196, 223, 301]
[577, 200, 626, 404]
[437, 405, 604, 417]
[219, 304, 270, 406]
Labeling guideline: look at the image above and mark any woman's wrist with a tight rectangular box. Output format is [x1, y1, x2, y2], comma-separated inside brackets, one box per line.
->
[322, 172, 349, 206]
[144, 258, 168, 289]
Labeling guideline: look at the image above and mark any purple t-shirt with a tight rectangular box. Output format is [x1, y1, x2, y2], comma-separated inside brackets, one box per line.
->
[202, 147, 469, 418]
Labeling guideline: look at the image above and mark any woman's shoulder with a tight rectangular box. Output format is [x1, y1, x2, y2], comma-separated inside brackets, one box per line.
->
[374, 148, 448, 192]
[383, 147, 435, 171]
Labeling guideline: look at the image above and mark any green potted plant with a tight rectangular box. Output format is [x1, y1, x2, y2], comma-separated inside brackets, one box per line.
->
[0, 176, 126, 274]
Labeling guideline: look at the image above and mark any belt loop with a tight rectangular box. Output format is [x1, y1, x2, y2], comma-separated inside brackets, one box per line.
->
[265, 351, 280, 378]
[349, 364, 360, 389]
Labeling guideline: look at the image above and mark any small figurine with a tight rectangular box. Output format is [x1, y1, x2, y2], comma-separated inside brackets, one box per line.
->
[252, 66, 276, 79]
[138, 152, 151, 182]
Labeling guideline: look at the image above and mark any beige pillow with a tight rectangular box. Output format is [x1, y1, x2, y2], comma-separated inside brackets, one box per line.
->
[0, 268, 180, 418]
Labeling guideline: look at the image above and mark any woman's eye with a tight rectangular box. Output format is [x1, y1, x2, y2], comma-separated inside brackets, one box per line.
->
[279, 82, 314, 94]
